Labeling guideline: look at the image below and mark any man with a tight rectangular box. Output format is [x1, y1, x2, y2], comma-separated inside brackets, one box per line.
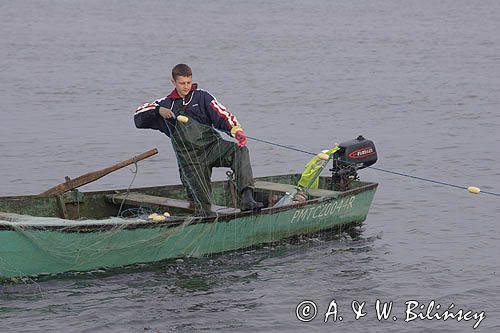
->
[134, 64, 263, 213]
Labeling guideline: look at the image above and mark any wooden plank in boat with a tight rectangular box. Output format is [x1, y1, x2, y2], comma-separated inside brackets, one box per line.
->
[254, 180, 339, 198]
[106, 193, 239, 215]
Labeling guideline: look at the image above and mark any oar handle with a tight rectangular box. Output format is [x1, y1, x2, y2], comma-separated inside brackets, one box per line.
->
[40, 148, 158, 197]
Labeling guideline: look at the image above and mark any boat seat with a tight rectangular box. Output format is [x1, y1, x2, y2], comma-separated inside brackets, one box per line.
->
[253, 180, 339, 198]
[105, 192, 239, 215]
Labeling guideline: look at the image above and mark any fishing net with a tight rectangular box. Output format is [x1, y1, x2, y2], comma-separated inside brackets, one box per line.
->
[0, 114, 250, 279]
[0, 113, 365, 280]
[0, 210, 225, 280]
[165, 116, 245, 213]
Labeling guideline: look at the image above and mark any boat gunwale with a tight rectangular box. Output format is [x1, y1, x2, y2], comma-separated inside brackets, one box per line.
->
[0, 180, 378, 232]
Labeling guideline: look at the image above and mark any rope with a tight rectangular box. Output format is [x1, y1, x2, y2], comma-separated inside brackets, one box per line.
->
[117, 159, 139, 217]
[166, 115, 500, 198]
[245, 135, 317, 156]
[248, 133, 500, 197]
[367, 165, 500, 197]
[366, 166, 468, 190]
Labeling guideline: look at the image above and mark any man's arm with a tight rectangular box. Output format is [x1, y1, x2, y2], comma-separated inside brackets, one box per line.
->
[202, 91, 247, 147]
[202, 92, 242, 133]
[134, 102, 174, 129]
[134, 102, 160, 129]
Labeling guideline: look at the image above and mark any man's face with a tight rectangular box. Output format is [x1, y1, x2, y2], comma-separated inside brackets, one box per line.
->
[172, 75, 193, 98]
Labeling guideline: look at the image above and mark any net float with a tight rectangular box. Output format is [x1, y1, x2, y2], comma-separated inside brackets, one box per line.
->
[317, 152, 330, 161]
[467, 186, 481, 194]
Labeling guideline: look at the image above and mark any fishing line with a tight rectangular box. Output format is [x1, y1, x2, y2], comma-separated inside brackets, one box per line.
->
[172, 115, 500, 197]
[366, 166, 500, 197]
[258, 139, 500, 197]
[244, 135, 317, 156]
[253, 137, 500, 197]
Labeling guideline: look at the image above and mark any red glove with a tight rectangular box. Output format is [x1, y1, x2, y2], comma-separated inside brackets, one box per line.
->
[235, 130, 247, 148]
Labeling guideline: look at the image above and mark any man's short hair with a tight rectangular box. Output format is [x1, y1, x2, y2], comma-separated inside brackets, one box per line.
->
[172, 64, 192, 79]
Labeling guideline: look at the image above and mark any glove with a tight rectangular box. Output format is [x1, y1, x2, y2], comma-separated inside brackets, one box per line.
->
[234, 130, 247, 148]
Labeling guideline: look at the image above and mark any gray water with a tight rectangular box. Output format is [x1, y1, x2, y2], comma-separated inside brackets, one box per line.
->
[1, 0, 499, 332]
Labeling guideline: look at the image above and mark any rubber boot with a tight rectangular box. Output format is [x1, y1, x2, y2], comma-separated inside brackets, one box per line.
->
[240, 187, 264, 211]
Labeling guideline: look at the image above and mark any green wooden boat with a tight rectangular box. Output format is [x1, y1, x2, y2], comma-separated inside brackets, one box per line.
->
[0, 174, 377, 279]
[0, 137, 379, 279]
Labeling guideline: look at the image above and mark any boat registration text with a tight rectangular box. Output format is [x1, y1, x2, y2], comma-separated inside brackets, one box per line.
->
[290, 196, 356, 223]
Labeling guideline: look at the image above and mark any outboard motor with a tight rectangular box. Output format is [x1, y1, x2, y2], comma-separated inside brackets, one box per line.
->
[330, 135, 377, 190]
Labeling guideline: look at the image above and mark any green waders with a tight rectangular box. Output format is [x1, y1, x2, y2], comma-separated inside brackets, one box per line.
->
[170, 112, 254, 213]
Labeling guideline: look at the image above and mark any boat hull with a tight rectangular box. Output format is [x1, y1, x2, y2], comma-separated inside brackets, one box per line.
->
[0, 177, 377, 278]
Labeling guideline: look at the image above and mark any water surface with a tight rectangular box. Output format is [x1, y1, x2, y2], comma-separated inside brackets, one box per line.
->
[1, 1, 499, 332]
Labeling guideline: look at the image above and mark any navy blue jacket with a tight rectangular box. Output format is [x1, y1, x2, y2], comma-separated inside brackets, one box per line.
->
[134, 84, 241, 138]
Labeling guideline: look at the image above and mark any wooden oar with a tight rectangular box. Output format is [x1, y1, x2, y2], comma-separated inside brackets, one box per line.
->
[40, 148, 158, 197]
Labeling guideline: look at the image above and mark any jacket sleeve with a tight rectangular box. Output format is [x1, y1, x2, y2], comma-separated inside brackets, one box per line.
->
[134, 102, 161, 130]
[202, 91, 242, 136]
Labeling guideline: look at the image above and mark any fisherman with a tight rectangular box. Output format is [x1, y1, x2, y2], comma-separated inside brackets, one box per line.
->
[134, 64, 263, 213]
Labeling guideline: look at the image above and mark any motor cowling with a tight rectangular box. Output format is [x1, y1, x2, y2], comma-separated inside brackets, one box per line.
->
[330, 135, 377, 189]
[334, 135, 377, 169]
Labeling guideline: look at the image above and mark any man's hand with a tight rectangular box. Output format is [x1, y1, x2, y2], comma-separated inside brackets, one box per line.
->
[235, 130, 247, 148]
[159, 107, 175, 119]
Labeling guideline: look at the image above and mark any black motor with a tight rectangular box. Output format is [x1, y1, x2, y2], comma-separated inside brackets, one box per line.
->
[330, 135, 377, 190]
